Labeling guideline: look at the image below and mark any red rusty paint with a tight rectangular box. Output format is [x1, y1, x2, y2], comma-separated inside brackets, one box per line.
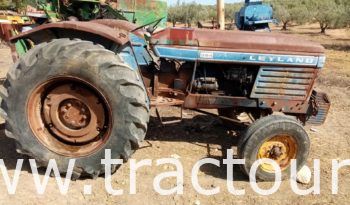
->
[151, 27, 325, 55]
[0, 23, 19, 42]
[258, 99, 310, 114]
[91, 19, 145, 37]
[150, 1, 156, 10]
[10, 21, 130, 45]
[92, 19, 138, 31]
[123, 0, 135, 10]
[151, 28, 198, 46]
[183, 94, 258, 109]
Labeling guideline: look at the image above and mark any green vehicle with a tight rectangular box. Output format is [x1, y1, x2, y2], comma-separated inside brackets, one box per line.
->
[7, 0, 167, 56]
[27, 0, 167, 27]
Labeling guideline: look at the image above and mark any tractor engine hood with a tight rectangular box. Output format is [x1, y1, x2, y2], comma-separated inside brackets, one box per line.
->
[150, 27, 325, 56]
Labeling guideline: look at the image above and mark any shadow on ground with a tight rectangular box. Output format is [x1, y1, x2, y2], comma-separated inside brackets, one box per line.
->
[0, 124, 29, 171]
[0, 124, 69, 176]
[323, 44, 350, 52]
[0, 113, 250, 181]
[145, 114, 249, 181]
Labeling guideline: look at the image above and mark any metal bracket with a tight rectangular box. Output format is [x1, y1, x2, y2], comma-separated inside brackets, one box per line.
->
[155, 106, 183, 126]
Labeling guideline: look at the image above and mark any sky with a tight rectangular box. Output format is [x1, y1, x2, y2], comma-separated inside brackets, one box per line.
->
[168, 0, 243, 6]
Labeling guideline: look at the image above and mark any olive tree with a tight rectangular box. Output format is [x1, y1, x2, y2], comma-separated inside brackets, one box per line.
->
[0, 0, 36, 11]
[307, 0, 344, 34]
[168, 2, 183, 27]
[339, 0, 350, 27]
[225, 3, 242, 23]
[0, 0, 12, 9]
[272, 0, 310, 30]
[179, 3, 209, 28]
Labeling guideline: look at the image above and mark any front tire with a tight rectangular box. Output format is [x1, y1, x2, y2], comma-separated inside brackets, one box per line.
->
[0, 39, 149, 179]
[238, 115, 310, 181]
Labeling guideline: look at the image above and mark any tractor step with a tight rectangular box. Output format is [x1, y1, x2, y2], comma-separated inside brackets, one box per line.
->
[150, 96, 184, 125]
[150, 96, 184, 107]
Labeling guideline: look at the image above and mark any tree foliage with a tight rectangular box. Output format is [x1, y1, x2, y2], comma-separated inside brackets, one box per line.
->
[307, 0, 348, 33]
[270, 0, 348, 33]
[0, 0, 13, 9]
[0, 0, 33, 11]
[167, 2, 241, 28]
[2, 0, 350, 32]
[224, 3, 242, 23]
[272, 0, 310, 30]
[167, 1, 182, 27]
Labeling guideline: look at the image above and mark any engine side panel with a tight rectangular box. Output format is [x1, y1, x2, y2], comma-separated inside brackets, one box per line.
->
[251, 66, 318, 101]
[153, 46, 326, 68]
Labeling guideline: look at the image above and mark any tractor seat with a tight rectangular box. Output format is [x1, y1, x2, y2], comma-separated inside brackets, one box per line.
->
[150, 27, 325, 55]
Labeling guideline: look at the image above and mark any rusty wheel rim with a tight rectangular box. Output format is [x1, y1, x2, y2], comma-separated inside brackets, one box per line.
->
[27, 76, 112, 157]
[257, 135, 297, 173]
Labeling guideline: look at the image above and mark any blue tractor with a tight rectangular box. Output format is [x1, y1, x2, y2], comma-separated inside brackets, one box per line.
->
[2, 17, 329, 181]
[235, 0, 276, 31]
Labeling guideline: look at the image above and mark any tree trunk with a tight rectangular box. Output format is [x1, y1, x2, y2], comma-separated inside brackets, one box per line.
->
[172, 21, 176, 27]
[320, 22, 328, 34]
[281, 21, 288, 30]
[187, 21, 192, 28]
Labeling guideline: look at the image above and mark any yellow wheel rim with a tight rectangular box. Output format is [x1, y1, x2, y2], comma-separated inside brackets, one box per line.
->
[257, 135, 297, 173]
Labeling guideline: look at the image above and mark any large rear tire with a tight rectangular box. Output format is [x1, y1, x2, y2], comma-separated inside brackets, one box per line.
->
[0, 39, 149, 179]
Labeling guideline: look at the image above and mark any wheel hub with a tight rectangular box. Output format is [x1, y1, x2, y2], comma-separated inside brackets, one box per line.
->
[43, 84, 105, 144]
[27, 77, 112, 157]
[270, 145, 283, 159]
[258, 135, 297, 172]
[59, 99, 91, 130]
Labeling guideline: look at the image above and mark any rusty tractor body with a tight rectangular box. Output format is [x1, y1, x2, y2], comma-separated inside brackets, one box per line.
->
[3, 19, 330, 180]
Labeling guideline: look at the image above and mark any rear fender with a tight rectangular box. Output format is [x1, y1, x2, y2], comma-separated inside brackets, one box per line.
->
[10, 21, 130, 50]
[10, 21, 146, 78]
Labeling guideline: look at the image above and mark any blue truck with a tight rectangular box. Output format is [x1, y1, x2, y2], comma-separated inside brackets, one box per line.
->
[235, 0, 276, 31]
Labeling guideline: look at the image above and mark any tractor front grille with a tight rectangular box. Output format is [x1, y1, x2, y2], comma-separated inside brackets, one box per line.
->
[306, 91, 331, 125]
[250, 66, 317, 100]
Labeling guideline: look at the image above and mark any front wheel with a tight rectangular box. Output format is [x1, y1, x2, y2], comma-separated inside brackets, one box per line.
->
[238, 115, 310, 181]
[0, 39, 150, 179]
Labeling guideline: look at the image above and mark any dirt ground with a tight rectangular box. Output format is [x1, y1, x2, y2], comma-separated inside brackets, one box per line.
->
[0, 24, 349, 205]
